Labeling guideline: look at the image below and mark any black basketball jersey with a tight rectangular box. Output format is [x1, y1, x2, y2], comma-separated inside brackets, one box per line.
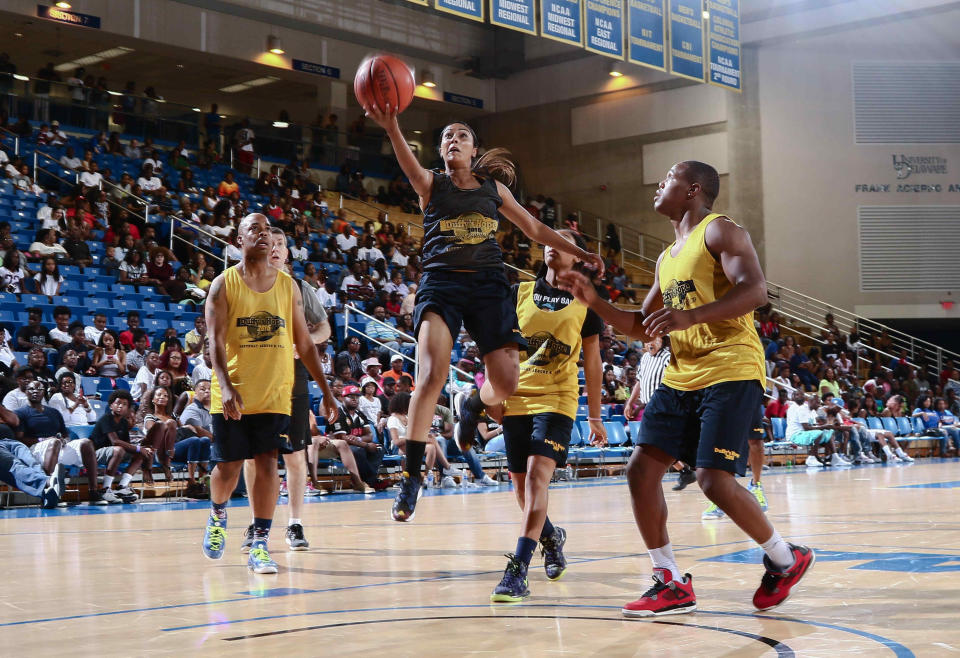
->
[420, 171, 503, 271]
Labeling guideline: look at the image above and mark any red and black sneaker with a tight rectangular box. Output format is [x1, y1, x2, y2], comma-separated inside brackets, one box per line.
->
[753, 544, 816, 611]
[622, 568, 697, 618]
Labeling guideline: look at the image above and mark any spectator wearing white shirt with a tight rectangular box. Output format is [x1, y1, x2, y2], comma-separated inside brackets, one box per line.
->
[49, 372, 97, 425]
[136, 163, 162, 194]
[383, 270, 409, 299]
[289, 237, 308, 262]
[2, 367, 34, 411]
[132, 350, 161, 401]
[78, 161, 103, 190]
[47, 120, 67, 146]
[48, 306, 74, 348]
[84, 313, 107, 348]
[785, 392, 843, 467]
[335, 225, 357, 252]
[60, 147, 82, 171]
[0, 328, 18, 376]
[124, 138, 142, 159]
[357, 235, 384, 265]
[391, 244, 409, 268]
[316, 279, 338, 310]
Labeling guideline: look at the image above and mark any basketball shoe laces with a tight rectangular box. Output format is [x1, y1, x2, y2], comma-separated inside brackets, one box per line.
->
[500, 554, 526, 585]
[206, 522, 225, 552]
[641, 575, 678, 600]
[250, 546, 271, 563]
[759, 565, 786, 593]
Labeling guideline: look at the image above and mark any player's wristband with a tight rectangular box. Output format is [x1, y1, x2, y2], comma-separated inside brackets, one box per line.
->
[587, 417, 602, 421]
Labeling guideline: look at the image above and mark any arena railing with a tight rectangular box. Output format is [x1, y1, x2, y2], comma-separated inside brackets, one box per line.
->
[0, 124, 22, 156]
[167, 214, 231, 270]
[337, 191, 387, 226]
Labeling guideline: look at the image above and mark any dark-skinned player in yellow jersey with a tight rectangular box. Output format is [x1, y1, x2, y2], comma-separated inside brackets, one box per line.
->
[560, 161, 814, 616]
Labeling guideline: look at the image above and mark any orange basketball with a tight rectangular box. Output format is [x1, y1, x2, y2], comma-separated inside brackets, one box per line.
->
[354, 54, 416, 114]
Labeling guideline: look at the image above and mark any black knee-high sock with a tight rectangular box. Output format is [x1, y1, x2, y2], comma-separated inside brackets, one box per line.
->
[539, 516, 555, 541]
[405, 440, 427, 480]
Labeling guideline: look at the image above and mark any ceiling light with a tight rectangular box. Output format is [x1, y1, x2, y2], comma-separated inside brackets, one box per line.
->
[608, 61, 624, 77]
[419, 69, 436, 88]
[702, 10, 710, 19]
[13, 32, 23, 38]
[267, 35, 284, 55]
[54, 46, 134, 72]
[176, 64, 184, 69]
[192, 107, 202, 112]
[272, 121, 289, 128]
[55, 1, 71, 8]
[412, 129, 422, 134]
[107, 90, 122, 96]
[13, 74, 28, 81]
[218, 76, 280, 93]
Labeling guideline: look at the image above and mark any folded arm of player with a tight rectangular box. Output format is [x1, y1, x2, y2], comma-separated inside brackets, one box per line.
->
[643, 218, 767, 338]
[290, 283, 339, 424]
[206, 274, 244, 421]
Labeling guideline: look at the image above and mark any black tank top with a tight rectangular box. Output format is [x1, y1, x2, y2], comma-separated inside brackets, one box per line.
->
[420, 171, 503, 271]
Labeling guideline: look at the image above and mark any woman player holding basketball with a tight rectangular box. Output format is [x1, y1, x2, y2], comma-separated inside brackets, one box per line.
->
[361, 101, 603, 523]
[491, 229, 607, 602]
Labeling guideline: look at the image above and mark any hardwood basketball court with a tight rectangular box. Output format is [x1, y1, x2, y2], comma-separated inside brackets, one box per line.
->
[2, 459, 957, 656]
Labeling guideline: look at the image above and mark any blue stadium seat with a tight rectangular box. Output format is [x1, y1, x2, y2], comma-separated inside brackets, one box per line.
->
[866, 417, 883, 431]
[881, 416, 901, 435]
[896, 416, 915, 436]
[82, 377, 102, 397]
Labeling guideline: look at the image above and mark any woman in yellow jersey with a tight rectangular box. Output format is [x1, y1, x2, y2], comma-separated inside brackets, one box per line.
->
[560, 162, 814, 618]
[489, 230, 607, 603]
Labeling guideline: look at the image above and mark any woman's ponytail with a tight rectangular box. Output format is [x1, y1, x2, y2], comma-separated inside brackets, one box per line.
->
[473, 147, 517, 188]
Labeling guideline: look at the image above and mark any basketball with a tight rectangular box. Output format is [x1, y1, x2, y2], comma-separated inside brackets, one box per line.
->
[353, 53, 416, 114]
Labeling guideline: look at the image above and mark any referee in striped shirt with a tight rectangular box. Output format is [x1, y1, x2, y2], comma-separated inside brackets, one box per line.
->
[626, 336, 671, 416]
[626, 336, 695, 490]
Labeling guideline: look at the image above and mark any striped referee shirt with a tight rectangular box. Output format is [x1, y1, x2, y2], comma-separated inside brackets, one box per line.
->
[637, 347, 671, 404]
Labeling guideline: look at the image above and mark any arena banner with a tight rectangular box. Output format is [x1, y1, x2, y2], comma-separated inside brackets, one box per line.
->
[292, 59, 341, 79]
[627, 0, 667, 71]
[436, 0, 486, 21]
[490, 0, 538, 34]
[669, 0, 705, 82]
[584, 0, 625, 59]
[37, 4, 101, 29]
[541, 0, 584, 46]
[706, 0, 740, 90]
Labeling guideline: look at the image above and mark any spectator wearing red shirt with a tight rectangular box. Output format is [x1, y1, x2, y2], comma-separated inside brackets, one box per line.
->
[765, 388, 790, 419]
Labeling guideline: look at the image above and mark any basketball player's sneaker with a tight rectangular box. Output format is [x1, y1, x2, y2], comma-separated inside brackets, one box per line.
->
[240, 523, 255, 553]
[247, 539, 279, 574]
[753, 544, 816, 611]
[540, 527, 568, 580]
[622, 569, 696, 617]
[672, 467, 697, 491]
[701, 502, 725, 519]
[116, 486, 138, 503]
[391, 472, 422, 522]
[805, 455, 824, 467]
[285, 523, 309, 551]
[748, 481, 768, 511]
[202, 514, 227, 560]
[490, 554, 530, 603]
[454, 391, 484, 452]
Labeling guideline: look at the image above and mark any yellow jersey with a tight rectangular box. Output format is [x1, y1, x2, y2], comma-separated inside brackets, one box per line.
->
[503, 279, 602, 420]
[210, 266, 296, 415]
[658, 213, 765, 391]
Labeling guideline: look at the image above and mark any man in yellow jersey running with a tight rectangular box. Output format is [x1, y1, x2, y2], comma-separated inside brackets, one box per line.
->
[201, 213, 337, 574]
[560, 161, 814, 617]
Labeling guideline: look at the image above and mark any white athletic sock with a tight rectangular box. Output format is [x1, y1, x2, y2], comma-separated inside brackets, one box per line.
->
[648, 543, 681, 583]
[102, 475, 114, 489]
[760, 531, 795, 571]
[119, 473, 133, 487]
[289, 517, 301, 527]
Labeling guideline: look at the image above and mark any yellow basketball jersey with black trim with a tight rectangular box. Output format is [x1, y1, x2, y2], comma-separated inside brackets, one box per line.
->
[503, 280, 588, 420]
[210, 266, 296, 416]
[658, 213, 765, 391]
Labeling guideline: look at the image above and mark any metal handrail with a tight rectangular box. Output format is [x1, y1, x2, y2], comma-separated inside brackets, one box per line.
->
[167, 214, 231, 269]
[0, 125, 20, 156]
[337, 191, 388, 223]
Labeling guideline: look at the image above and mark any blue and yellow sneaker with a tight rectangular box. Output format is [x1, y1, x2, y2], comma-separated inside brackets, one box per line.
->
[391, 473, 422, 522]
[491, 554, 530, 603]
[202, 514, 227, 560]
[540, 527, 568, 581]
[247, 539, 279, 574]
[701, 502, 726, 520]
[749, 481, 768, 511]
